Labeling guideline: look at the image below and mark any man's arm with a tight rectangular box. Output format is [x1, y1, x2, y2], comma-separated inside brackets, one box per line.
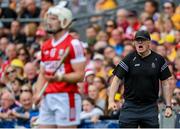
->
[162, 77, 174, 117]
[162, 77, 173, 106]
[108, 76, 122, 110]
[62, 61, 86, 83]
[33, 66, 46, 104]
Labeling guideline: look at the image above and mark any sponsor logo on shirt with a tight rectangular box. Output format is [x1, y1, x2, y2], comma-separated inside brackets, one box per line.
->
[134, 64, 140, 67]
[152, 62, 156, 68]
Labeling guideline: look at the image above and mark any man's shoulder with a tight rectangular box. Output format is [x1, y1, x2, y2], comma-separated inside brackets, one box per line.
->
[124, 51, 136, 60]
[151, 51, 164, 60]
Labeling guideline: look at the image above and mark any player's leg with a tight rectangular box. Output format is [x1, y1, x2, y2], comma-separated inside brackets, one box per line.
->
[37, 95, 57, 128]
[52, 93, 81, 128]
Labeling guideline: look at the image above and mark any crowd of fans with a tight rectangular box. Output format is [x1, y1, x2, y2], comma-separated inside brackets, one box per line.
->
[0, 0, 180, 128]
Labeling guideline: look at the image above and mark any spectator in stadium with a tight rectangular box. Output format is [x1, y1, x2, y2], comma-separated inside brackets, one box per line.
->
[103, 45, 116, 63]
[173, 87, 180, 106]
[2, 65, 18, 90]
[8, 20, 26, 44]
[1, 44, 17, 77]
[96, 31, 109, 43]
[116, 8, 128, 32]
[93, 76, 108, 110]
[11, 59, 24, 79]
[171, 96, 178, 107]
[162, 18, 176, 37]
[105, 19, 116, 37]
[84, 47, 94, 70]
[172, 6, 180, 30]
[11, 77, 24, 101]
[0, 91, 18, 128]
[0, 37, 9, 60]
[24, 62, 38, 86]
[163, 35, 176, 62]
[24, 22, 38, 46]
[163, 1, 176, 18]
[139, 12, 151, 25]
[121, 43, 134, 57]
[80, 97, 104, 122]
[86, 25, 98, 47]
[17, 46, 31, 64]
[69, 28, 80, 40]
[20, 0, 40, 19]
[88, 85, 106, 111]
[144, 0, 159, 21]
[40, 0, 54, 18]
[33, 5, 86, 128]
[144, 17, 157, 34]
[0, 2, 17, 28]
[126, 10, 141, 35]
[93, 53, 105, 78]
[109, 30, 173, 128]
[85, 69, 95, 86]
[156, 44, 169, 62]
[11, 91, 39, 128]
[110, 28, 124, 55]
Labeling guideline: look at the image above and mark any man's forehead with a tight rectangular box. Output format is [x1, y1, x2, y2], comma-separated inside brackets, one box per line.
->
[47, 14, 58, 19]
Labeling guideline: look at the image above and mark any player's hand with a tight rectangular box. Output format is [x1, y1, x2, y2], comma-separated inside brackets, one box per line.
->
[108, 101, 118, 111]
[164, 107, 172, 118]
[44, 74, 56, 82]
[44, 73, 64, 82]
[33, 93, 41, 106]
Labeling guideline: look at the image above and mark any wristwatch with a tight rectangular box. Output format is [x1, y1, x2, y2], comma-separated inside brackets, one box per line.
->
[165, 105, 172, 110]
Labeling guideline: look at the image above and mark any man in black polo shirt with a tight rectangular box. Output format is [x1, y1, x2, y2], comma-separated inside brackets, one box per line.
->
[108, 30, 173, 128]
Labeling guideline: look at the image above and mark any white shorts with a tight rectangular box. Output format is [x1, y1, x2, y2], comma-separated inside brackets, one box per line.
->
[37, 93, 81, 126]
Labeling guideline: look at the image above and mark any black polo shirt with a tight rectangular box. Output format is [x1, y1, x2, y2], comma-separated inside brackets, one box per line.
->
[113, 51, 171, 104]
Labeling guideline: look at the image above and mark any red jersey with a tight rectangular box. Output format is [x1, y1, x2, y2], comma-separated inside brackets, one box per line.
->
[41, 32, 86, 94]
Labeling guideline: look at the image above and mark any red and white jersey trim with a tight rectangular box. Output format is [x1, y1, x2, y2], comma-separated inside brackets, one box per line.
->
[52, 32, 69, 47]
[70, 39, 86, 64]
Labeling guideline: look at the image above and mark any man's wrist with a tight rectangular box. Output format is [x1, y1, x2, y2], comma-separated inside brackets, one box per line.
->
[108, 98, 115, 103]
[56, 73, 64, 81]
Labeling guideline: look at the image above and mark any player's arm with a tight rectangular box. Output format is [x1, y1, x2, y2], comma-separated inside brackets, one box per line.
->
[33, 66, 46, 104]
[62, 61, 86, 83]
[60, 39, 86, 83]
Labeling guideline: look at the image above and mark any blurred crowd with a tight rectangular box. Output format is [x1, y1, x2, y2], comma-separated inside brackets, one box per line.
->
[0, 0, 180, 128]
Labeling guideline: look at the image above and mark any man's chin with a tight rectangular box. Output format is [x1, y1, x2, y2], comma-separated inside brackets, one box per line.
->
[46, 29, 56, 34]
[46, 28, 63, 34]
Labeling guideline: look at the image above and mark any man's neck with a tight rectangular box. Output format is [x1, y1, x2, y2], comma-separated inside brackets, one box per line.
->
[53, 30, 67, 41]
[138, 50, 151, 58]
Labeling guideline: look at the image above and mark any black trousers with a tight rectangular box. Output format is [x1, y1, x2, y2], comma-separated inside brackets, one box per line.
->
[119, 101, 159, 128]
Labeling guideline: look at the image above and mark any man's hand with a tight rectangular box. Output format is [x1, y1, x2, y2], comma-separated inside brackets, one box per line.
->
[33, 93, 41, 106]
[108, 101, 118, 111]
[44, 73, 64, 82]
[91, 116, 99, 123]
[164, 107, 172, 118]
